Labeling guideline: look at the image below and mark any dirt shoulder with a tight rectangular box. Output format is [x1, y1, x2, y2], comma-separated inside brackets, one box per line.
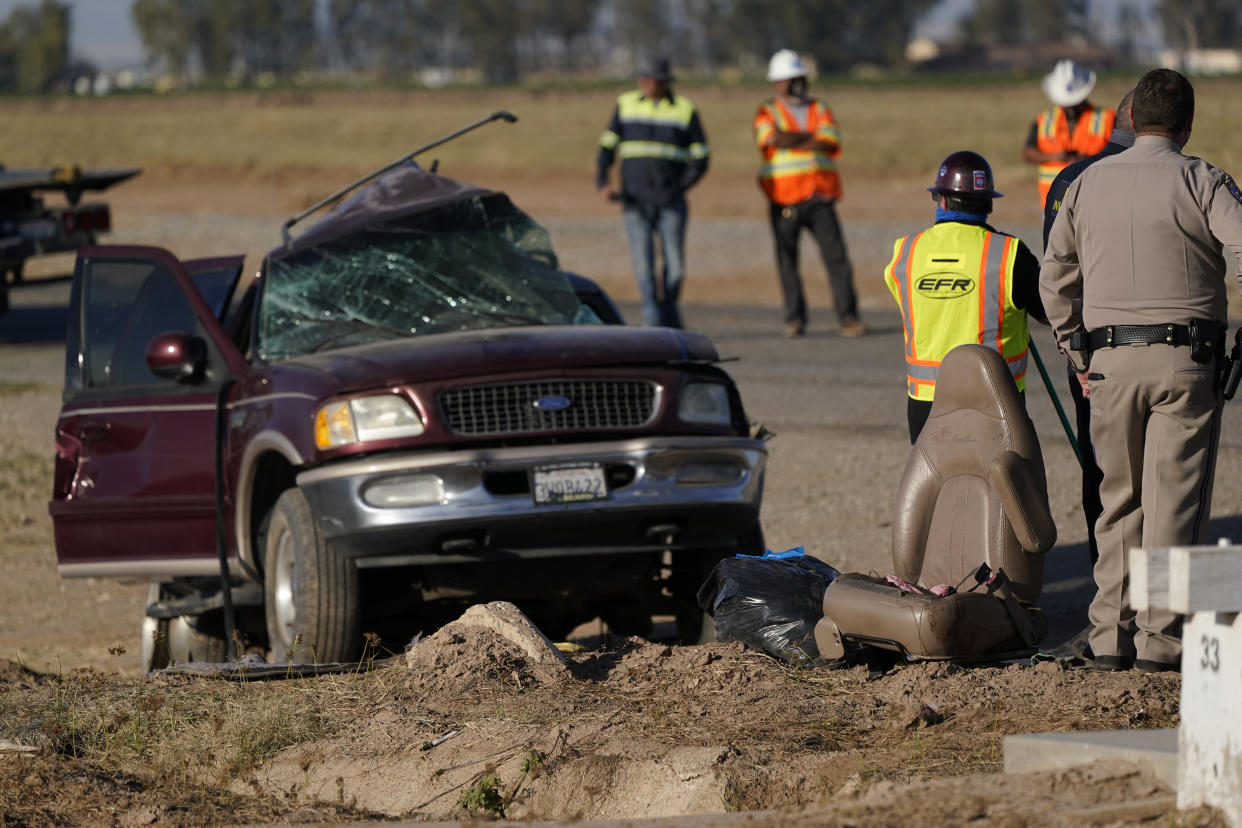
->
[0, 632, 1207, 826]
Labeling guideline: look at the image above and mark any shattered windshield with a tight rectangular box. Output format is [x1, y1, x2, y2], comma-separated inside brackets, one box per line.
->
[258, 193, 602, 361]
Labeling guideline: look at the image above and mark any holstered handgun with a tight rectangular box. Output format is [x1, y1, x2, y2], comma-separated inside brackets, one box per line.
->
[1221, 328, 1242, 400]
[1069, 329, 1090, 370]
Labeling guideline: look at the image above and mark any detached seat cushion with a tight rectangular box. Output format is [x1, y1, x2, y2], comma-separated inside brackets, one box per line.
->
[818, 345, 1057, 661]
[815, 573, 1048, 660]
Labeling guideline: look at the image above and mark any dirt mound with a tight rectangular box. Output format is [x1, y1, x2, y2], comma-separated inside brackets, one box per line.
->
[245, 610, 1189, 822]
[866, 659, 1180, 728]
[401, 601, 569, 697]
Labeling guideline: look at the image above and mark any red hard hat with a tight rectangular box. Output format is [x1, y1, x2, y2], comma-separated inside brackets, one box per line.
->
[927, 151, 1003, 199]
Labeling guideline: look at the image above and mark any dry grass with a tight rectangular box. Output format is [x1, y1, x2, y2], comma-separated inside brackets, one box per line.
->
[0, 663, 399, 780]
[0, 450, 45, 530]
[0, 660, 406, 822]
[0, 382, 56, 534]
[0, 380, 43, 395]
[3, 78, 1241, 190]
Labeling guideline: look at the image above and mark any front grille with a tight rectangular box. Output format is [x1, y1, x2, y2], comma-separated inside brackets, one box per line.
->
[440, 379, 658, 435]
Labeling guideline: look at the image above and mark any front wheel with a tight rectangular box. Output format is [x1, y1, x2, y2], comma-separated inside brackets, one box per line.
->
[672, 527, 764, 645]
[671, 550, 731, 645]
[262, 488, 360, 663]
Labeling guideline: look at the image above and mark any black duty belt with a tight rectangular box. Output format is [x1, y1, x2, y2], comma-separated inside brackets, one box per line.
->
[1086, 324, 1191, 350]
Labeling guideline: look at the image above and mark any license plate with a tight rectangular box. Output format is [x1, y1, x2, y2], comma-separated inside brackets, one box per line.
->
[532, 463, 608, 504]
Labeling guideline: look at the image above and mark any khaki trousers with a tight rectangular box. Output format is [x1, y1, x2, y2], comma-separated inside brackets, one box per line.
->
[1086, 343, 1223, 664]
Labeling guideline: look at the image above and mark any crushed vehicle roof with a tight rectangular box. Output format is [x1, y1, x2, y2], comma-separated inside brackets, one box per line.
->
[275, 163, 491, 256]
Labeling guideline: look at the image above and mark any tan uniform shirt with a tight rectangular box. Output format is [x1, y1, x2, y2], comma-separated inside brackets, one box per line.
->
[1041, 134, 1242, 370]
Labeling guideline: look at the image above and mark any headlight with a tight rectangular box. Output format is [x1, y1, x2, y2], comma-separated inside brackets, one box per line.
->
[678, 382, 732, 426]
[314, 395, 425, 449]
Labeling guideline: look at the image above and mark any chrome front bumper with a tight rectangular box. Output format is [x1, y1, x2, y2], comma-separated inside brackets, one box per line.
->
[296, 436, 766, 567]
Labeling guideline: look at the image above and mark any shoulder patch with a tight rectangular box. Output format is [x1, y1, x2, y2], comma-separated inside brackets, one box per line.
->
[1223, 174, 1242, 206]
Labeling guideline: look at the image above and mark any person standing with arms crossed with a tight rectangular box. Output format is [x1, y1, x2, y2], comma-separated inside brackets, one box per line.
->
[1023, 60, 1115, 212]
[597, 57, 709, 329]
[885, 150, 1045, 443]
[1042, 88, 1135, 570]
[754, 49, 865, 339]
[1042, 68, 1242, 673]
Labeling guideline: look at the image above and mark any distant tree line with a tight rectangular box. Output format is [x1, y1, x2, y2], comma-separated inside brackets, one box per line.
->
[0, 0, 69, 93]
[963, 0, 1092, 48]
[126, 0, 945, 86]
[125, 0, 1239, 87]
[0, 0, 1240, 94]
[1159, 0, 1242, 50]
[131, 0, 316, 83]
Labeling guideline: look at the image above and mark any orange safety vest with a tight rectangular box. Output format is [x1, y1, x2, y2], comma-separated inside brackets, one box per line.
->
[883, 222, 1030, 401]
[1034, 105, 1114, 207]
[754, 97, 842, 205]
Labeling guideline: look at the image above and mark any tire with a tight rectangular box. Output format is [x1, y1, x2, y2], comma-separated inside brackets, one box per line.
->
[673, 527, 764, 645]
[671, 550, 731, 645]
[602, 604, 654, 639]
[263, 488, 360, 663]
[141, 584, 228, 673]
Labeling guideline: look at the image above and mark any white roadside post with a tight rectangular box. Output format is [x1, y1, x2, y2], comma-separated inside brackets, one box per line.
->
[1132, 540, 1242, 826]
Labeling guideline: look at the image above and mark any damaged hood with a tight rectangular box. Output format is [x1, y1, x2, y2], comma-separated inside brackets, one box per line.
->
[282, 325, 720, 390]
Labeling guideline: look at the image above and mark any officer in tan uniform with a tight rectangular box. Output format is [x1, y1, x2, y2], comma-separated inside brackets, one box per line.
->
[1042, 68, 1242, 672]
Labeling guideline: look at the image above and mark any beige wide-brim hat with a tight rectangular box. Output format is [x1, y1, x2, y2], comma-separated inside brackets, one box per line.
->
[1041, 59, 1096, 107]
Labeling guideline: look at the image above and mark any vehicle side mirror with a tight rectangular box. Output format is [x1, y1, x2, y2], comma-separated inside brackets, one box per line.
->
[145, 331, 208, 384]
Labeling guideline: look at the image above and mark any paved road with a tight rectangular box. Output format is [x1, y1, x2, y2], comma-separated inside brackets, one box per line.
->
[8, 278, 1242, 654]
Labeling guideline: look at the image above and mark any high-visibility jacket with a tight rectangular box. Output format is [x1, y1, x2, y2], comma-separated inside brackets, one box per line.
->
[884, 221, 1030, 401]
[596, 90, 709, 211]
[1034, 105, 1115, 207]
[753, 97, 842, 205]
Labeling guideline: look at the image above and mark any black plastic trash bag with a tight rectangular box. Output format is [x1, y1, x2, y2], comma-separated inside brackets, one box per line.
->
[696, 548, 840, 663]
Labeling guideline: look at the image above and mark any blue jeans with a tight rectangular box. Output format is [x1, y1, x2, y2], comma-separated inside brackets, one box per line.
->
[623, 200, 686, 328]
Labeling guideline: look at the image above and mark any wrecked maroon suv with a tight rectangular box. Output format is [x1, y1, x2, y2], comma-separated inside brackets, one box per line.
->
[49, 153, 766, 669]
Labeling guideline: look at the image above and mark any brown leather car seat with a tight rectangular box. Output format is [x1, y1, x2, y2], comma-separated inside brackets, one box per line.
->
[815, 344, 1058, 661]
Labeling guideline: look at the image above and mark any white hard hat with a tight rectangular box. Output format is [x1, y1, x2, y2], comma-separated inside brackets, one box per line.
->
[1041, 59, 1096, 107]
[767, 49, 808, 82]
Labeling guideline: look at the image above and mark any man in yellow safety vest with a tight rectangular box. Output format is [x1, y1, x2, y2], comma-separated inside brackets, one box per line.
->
[597, 57, 709, 329]
[884, 151, 1047, 442]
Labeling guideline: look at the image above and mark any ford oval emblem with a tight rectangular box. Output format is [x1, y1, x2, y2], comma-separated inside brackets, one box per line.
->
[533, 394, 571, 411]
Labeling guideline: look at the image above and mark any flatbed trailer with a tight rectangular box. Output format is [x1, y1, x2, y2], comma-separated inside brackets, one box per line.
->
[0, 165, 140, 313]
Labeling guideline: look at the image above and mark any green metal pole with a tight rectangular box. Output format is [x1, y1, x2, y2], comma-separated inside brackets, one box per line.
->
[1028, 337, 1084, 468]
